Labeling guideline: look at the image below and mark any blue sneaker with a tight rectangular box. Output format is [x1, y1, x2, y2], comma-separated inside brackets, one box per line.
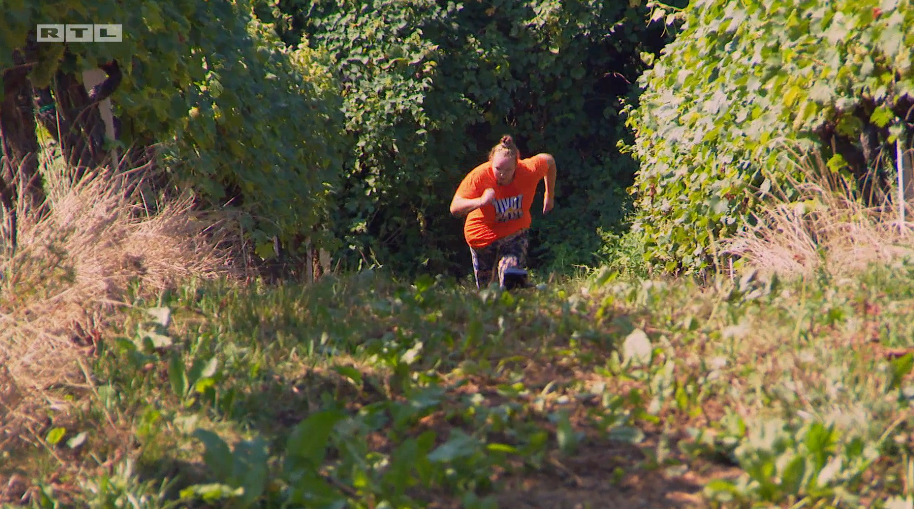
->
[502, 267, 532, 290]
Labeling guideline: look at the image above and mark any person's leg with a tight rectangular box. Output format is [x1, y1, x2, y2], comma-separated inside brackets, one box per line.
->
[495, 229, 529, 287]
[470, 242, 498, 289]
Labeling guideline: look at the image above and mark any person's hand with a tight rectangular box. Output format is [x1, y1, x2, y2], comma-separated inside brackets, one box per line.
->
[480, 188, 496, 207]
[543, 193, 554, 214]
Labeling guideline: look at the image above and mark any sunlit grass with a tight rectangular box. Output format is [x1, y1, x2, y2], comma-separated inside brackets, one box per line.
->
[3, 262, 912, 508]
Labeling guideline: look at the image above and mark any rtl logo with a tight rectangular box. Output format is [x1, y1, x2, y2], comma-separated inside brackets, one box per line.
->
[37, 24, 123, 42]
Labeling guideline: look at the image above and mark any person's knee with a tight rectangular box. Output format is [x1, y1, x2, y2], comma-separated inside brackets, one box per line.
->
[499, 255, 518, 268]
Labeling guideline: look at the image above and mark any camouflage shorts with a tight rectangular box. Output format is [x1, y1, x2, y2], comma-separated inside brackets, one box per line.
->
[469, 229, 529, 289]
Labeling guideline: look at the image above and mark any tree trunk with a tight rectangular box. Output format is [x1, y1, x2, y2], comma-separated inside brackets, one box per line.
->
[33, 62, 122, 181]
[0, 171, 16, 252]
[1, 54, 45, 213]
[1, 52, 45, 252]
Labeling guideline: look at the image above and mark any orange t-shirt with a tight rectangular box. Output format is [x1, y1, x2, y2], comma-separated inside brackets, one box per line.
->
[455, 154, 550, 249]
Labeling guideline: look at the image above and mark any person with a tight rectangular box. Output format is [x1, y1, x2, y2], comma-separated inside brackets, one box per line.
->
[449, 135, 557, 289]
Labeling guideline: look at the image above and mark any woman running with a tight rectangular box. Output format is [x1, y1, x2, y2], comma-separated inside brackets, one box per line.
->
[449, 135, 557, 289]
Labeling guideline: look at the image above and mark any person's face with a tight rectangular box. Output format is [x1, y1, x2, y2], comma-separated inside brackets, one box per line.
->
[491, 152, 517, 186]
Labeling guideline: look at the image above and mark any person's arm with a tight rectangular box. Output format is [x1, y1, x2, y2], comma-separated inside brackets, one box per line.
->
[539, 153, 556, 213]
[450, 188, 495, 217]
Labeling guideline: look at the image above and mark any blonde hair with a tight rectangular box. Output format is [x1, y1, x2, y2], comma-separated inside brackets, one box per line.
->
[488, 135, 519, 161]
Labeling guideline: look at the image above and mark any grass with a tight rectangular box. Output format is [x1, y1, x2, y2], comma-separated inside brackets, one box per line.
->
[1, 263, 912, 508]
[0, 151, 238, 501]
[1, 147, 913, 508]
[722, 146, 914, 279]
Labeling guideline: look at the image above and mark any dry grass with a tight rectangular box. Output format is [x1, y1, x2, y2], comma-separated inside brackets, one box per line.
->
[0, 155, 240, 451]
[721, 145, 914, 278]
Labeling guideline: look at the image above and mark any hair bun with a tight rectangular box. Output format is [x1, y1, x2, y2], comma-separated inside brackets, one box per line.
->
[488, 134, 520, 161]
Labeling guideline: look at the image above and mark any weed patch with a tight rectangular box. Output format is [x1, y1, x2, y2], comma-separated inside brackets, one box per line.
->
[3, 265, 912, 508]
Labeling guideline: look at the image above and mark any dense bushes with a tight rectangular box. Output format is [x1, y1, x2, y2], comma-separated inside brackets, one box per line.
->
[1, 0, 345, 256]
[260, 0, 674, 277]
[626, 0, 914, 274]
[3, 0, 685, 278]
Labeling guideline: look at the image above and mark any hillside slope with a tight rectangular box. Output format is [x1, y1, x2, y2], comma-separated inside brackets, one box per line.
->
[2, 266, 913, 508]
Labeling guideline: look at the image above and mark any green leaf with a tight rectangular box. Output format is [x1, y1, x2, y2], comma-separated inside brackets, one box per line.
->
[332, 365, 363, 386]
[889, 353, 914, 391]
[233, 437, 269, 505]
[555, 410, 578, 454]
[704, 479, 741, 501]
[870, 106, 895, 128]
[46, 427, 66, 446]
[193, 429, 234, 482]
[180, 483, 244, 502]
[804, 422, 835, 470]
[486, 443, 518, 454]
[428, 429, 478, 462]
[255, 241, 276, 260]
[188, 357, 219, 387]
[169, 351, 188, 398]
[195, 377, 216, 394]
[285, 410, 345, 471]
[827, 153, 849, 173]
[780, 455, 806, 495]
[607, 425, 645, 444]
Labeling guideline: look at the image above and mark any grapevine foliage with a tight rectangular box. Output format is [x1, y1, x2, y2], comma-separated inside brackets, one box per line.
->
[626, 0, 914, 274]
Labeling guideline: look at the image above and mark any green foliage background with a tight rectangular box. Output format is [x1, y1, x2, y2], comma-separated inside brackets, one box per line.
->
[259, 0, 674, 277]
[1, 0, 346, 255]
[626, 0, 914, 275]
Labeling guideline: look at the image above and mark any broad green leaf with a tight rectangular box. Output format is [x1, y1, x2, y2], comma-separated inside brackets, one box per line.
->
[805, 422, 836, 470]
[870, 106, 895, 128]
[332, 365, 363, 386]
[192, 429, 234, 481]
[428, 429, 478, 462]
[780, 455, 806, 495]
[188, 357, 219, 387]
[233, 437, 269, 506]
[285, 410, 345, 470]
[255, 241, 276, 260]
